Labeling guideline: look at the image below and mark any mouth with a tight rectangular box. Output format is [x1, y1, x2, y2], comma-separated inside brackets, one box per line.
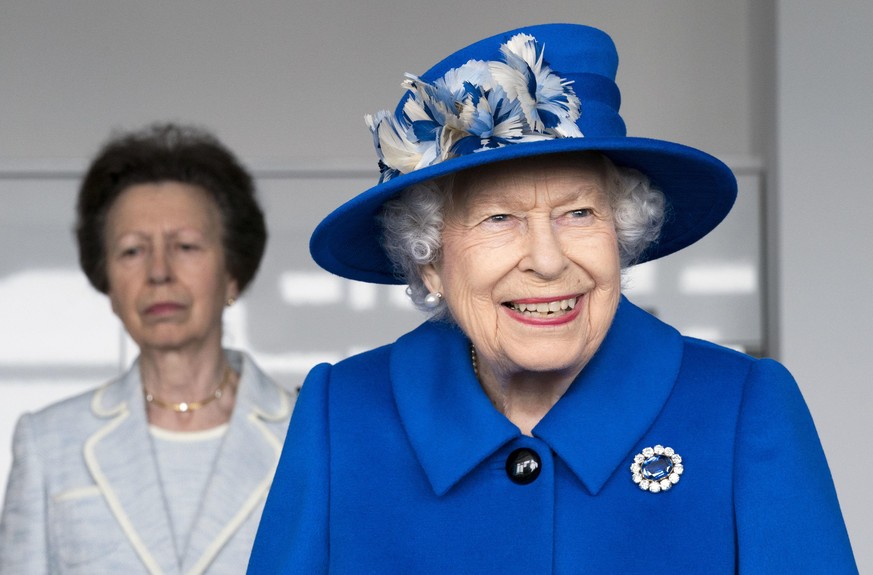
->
[503, 296, 579, 319]
[144, 302, 184, 315]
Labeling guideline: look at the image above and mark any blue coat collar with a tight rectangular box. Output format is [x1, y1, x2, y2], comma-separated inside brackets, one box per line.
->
[391, 296, 683, 496]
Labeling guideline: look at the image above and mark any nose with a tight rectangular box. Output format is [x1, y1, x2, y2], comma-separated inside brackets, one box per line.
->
[518, 219, 568, 279]
[147, 247, 173, 284]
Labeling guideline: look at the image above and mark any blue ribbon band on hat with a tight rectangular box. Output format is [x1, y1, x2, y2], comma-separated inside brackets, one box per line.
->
[566, 73, 621, 112]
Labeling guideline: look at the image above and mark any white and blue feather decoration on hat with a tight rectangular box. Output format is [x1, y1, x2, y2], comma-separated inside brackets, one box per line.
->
[368, 33, 583, 183]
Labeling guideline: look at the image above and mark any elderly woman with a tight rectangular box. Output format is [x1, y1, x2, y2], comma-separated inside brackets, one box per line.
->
[0, 123, 294, 573]
[248, 24, 856, 573]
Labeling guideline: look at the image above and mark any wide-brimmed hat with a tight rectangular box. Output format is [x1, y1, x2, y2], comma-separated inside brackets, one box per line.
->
[310, 23, 737, 284]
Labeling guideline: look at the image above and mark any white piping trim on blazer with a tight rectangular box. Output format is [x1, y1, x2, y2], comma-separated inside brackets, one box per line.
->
[53, 484, 102, 503]
[84, 409, 166, 575]
[185, 412, 285, 573]
[90, 379, 127, 417]
[251, 385, 293, 422]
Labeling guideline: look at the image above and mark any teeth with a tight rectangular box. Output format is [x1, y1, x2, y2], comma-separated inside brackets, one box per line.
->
[510, 297, 578, 316]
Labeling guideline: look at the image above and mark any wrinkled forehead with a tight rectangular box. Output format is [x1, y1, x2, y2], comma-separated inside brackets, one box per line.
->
[450, 153, 611, 209]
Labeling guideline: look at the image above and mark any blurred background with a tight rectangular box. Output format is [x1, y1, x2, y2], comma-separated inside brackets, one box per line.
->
[1, 1, 870, 569]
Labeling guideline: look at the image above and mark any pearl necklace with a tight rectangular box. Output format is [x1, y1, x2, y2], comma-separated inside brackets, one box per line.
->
[144, 365, 232, 413]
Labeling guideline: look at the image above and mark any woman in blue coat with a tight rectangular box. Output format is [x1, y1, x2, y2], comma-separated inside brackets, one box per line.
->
[248, 23, 857, 573]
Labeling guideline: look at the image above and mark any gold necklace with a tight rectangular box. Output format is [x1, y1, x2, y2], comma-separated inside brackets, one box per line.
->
[144, 365, 232, 413]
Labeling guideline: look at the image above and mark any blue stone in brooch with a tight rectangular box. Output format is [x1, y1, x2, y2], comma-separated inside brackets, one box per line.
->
[630, 444, 684, 493]
[642, 455, 673, 480]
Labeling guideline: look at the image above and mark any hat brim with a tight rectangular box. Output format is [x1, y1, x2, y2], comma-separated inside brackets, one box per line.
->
[309, 136, 737, 284]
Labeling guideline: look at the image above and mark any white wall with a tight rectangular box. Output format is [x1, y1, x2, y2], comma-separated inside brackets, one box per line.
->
[0, 1, 754, 162]
[776, 1, 873, 569]
[1, 0, 868, 570]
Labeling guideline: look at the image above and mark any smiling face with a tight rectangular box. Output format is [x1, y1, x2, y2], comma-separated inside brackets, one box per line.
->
[421, 155, 622, 381]
[105, 182, 238, 354]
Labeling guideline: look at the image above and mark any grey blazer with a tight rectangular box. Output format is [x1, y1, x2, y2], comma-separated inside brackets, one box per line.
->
[0, 349, 294, 574]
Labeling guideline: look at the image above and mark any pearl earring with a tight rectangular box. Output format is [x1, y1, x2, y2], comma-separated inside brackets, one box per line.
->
[226, 297, 236, 307]
[423, 291, 443, 309]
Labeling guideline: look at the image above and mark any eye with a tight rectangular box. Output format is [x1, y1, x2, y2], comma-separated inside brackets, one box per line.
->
[568, 208, 592, 218]
[177, 242, 201, 252]
[118, 246, 142, 258]
[478, 213, 517, 230]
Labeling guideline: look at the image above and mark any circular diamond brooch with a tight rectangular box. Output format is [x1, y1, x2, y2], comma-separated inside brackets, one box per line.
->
[630, 444, 684, 493]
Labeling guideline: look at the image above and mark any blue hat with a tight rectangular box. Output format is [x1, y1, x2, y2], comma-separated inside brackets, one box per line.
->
[310, 23, 737, 284]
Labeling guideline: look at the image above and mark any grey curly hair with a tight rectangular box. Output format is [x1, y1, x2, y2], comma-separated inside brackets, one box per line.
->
[379, 152, 666, 320]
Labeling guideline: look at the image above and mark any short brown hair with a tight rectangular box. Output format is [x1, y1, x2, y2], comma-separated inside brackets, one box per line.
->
[76, 123, 267, 294]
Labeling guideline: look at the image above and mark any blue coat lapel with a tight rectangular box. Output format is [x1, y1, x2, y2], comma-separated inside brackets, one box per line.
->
[534, 297, 683, 494]
[391, 321, 520, 496]
[391, 297, 683, 497]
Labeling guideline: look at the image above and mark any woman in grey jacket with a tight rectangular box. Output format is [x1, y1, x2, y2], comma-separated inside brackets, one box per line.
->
[0, 123, 293, 574]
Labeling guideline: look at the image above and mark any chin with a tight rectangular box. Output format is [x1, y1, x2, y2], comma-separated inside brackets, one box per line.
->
[510, 351, 584, 375]
[137, 333, 196, 353]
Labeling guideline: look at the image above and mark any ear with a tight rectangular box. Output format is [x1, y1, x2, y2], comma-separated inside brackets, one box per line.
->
[226, 276, 240, 303]
[419, 263, 443, 295]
